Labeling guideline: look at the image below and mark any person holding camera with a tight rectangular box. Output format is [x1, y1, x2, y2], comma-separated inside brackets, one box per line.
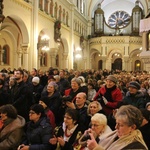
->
[49, 108, 84, 150]
[66, 92, 89, 131]
[79, 113, 112, 149]
[86, 105, 148, 150]
[59, 78, 87, 127]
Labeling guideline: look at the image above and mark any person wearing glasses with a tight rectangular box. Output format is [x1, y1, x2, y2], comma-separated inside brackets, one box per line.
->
[18, 104, 53, 150]
[79, 113, 112, 149]
[86, 105, 148, 150]
[49, 108, 84, 150]
[0, 104, 25, 149]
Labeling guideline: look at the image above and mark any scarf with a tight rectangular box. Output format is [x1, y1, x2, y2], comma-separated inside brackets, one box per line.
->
[99, 130, 148, 150]
[104, 85, 116, 102]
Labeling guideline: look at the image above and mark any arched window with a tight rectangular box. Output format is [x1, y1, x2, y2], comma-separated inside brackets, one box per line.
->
[135, 60, 141, 71]
[58, 6, 62, 21]
[54, 2, 58, 19]
[50, 0, 54, 16]
[66, 12, 69, 26]
[3, 45, 9, 65]
[62, 9, 65, 24]
[45, 0, 49, 14]
[39, 0, 43, 10]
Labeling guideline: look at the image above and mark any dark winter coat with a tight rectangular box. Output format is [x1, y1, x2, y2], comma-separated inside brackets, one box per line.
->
[123, 91, 145, 109]
[23, 117, 53, 150]
[11, 81, 32, 121]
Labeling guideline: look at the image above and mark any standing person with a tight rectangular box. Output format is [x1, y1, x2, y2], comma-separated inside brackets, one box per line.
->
[41, 81, 61, 125]
[11, 69, 32, 121]
[0, 79, 10, 106]
[31, 76, 43, 103]
[39, 97, 56, 130]
[94, 75, 122, 115]
[49, 108, 83, 150]
[18, 104, 53, 150]
[87, 83, 97, 101]
[86, 105, 148, 150]
[59, 69, 70, 95]
[0, 104, 25, 149]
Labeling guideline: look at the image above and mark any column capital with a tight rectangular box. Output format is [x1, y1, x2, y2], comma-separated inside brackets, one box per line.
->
[21, 44, 29, 54]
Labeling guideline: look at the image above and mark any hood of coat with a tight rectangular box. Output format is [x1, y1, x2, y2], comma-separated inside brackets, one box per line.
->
[0, 115, 25, 138]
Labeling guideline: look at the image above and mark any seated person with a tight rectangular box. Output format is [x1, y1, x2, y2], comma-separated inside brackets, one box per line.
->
[140, 108, 150, 150]
[66, 92, 89, 130]
[0, 104, 25, 149]
[86, 105, 148, 150]
[49, 108, 84, 150]
[18, 104, 53, 150]
[79, 113, 112, 149]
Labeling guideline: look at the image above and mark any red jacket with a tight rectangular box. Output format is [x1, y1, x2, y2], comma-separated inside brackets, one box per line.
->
[94, 86, 122, 115]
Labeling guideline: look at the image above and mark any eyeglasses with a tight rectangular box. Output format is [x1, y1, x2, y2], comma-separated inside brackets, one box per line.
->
[29, 111, 36, 115]
[64, 116, 72, 120]
[91, 124, 101, 127]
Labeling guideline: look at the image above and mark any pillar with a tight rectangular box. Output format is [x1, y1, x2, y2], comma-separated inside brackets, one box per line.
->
[22, 44, 29, 70]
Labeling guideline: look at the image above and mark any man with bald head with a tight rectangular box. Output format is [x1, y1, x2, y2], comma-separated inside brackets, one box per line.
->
[66, 92, 89, 130]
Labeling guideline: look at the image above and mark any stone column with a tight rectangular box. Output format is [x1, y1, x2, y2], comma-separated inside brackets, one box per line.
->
[17, 51, 22, 68]
[142, 32, 148, 51]
[0, 47, 4, 65]
[101, 57, 107, 70]
[69, 4, 75, 69]
[30, 0, 39, 69]
[63, 53, 68, 69]
[38, 49, 42, 69]
[21, 44, 29, 70]
[49, 48, 58, 67]
[83, 57, 87, 69]
[123, 56, 129, 71]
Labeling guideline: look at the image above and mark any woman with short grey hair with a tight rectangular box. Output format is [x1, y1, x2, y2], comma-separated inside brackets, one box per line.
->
[86, 105, 148, 150]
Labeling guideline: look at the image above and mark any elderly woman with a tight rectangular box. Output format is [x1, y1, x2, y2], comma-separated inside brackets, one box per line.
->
[79, 113, 112, 149]
[18, 104, 53, 150]
[64, 77, 84, 102]
[94, 75, 122, 115]
[49, 108, 83, 150]
[87, 105, 148, 150]
[41, 81, 61, 125]
[0, 104, 25, 149]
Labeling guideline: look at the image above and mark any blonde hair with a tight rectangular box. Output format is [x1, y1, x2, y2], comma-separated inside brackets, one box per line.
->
[87, 101, 102, 116]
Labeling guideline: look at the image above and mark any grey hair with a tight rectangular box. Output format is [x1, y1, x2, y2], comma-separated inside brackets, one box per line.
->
[91, 113, 107, 126]
[71, 77, 81, 86]
[115, 105, 143, 129]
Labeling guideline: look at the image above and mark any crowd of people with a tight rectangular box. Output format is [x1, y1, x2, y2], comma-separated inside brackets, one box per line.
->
[0, 67, 150, 150]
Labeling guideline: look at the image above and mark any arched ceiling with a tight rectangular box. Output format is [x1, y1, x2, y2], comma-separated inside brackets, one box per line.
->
[87, 0, 149, 20]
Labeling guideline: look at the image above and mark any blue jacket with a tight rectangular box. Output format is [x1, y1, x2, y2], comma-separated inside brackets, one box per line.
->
[123, 91, 145, 109]
[23, 117, 53, 150]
